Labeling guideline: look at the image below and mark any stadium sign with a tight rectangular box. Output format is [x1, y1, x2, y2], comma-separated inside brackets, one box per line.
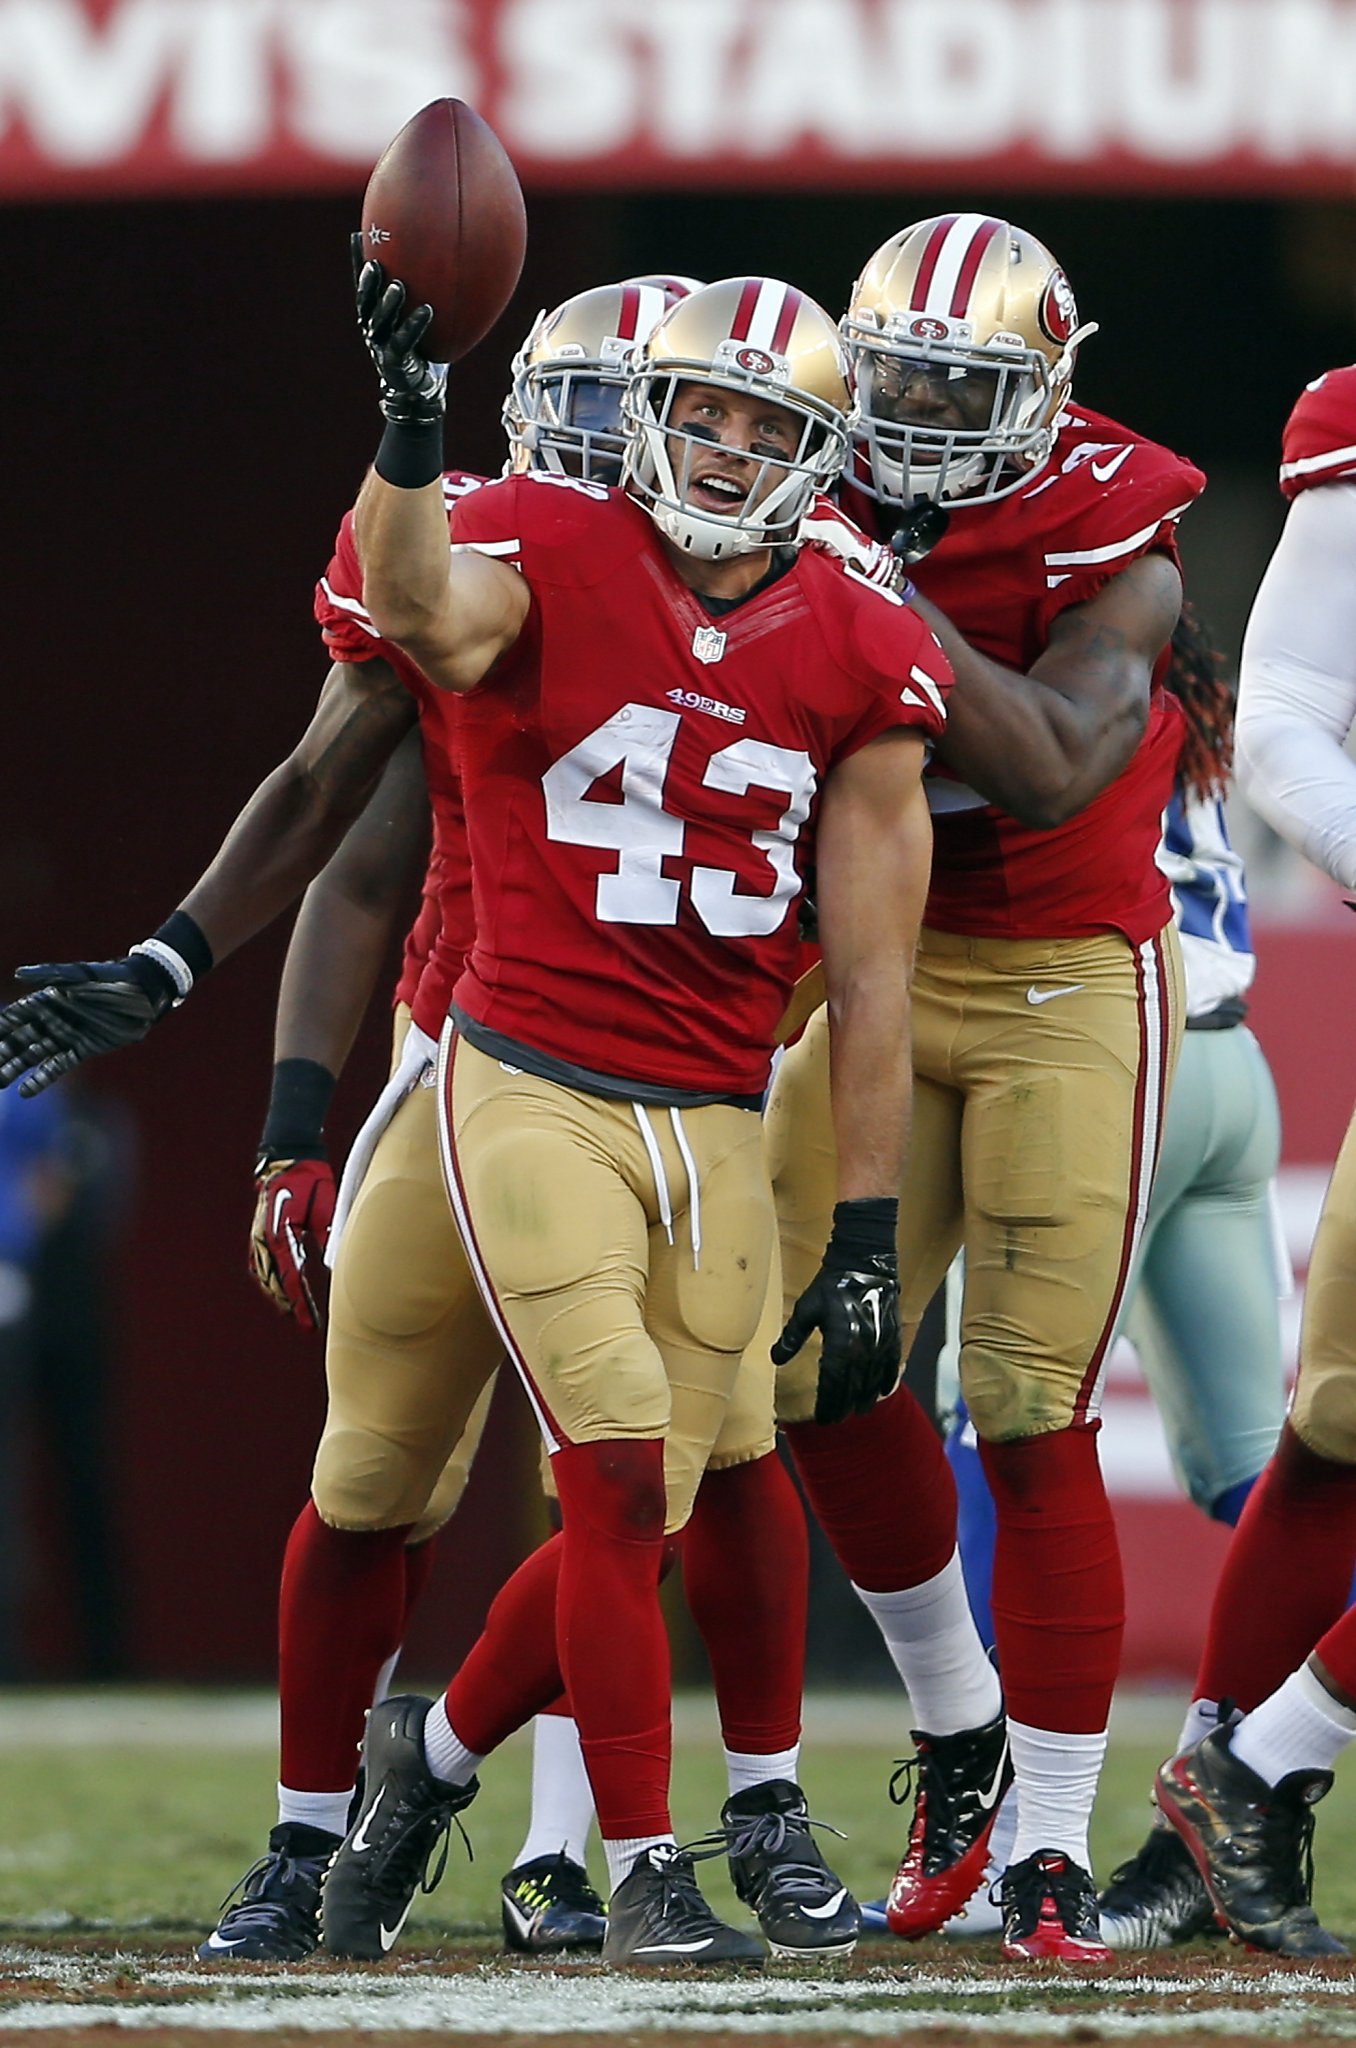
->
[3, 0, 1356, 196]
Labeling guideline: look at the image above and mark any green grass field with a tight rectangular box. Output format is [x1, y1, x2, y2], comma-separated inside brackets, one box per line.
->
[3, 1686, 1356, 1943]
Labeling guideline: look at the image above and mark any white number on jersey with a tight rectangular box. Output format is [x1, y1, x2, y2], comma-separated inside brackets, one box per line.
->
[541, 703, 817, 938]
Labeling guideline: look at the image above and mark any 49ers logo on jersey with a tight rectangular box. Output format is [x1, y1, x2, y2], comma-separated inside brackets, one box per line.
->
[1038, 269, 1078, 346]
[735, 347, 776, 374]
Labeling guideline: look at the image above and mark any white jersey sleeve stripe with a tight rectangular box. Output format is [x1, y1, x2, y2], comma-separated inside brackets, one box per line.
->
[1043, 503, 1193, 570]
[1278, 442, 1356, 483]
[318, 576, 381, 636]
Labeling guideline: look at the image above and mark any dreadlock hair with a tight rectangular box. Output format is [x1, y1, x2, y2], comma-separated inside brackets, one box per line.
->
[1166, 599, 1235, 805]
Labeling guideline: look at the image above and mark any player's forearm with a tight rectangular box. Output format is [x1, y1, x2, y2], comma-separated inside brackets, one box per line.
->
[178, 760, 376, 964]
[272, 879, 401, 1073]
[917, 597, 1145, 827]
[824, 968, 914, 1202]
[354, 470, 454, 650]
[1235, 711, 1356, 892]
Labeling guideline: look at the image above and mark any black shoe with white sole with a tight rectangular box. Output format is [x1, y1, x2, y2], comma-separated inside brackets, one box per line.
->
[1097, 1822, 1220, 1949]
[721, 1780, 859, 1958]
[602, 1843, 764, 1967]
[320, 1694, 477, 1960]
[198, 1822, 337, 1961]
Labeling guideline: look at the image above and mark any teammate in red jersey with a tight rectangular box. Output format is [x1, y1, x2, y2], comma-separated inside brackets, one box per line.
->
[1141, 365, 1356, 1959]
[317, 264, 947, 1970]
[770, 214, 1204, 1960]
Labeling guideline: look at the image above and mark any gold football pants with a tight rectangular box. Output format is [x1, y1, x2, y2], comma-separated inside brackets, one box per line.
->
[313, 1012, 501, 1539]
[438, 1031, 777, 1534]
[1291, 1101, 1356, 1463]
[762, 924, 1184, 1443]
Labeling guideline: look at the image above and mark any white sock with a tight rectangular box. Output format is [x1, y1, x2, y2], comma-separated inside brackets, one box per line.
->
[986, 1783, 1018, 1873]
[372, 1649, 400, 1707]
[1232, 1664, 1356, 1787]
[853, 1552, 1002, 1734]
[275, 1783, 352, 1838]
[1174, 1695, 1225, 1756]
[604, 1832, 676, 1895]
[512, 1715, 596, 1868]
[724, 1745, 800, 1796]
[1007, 1719, 1107, 1872]
[420, 1694, 483, 1787]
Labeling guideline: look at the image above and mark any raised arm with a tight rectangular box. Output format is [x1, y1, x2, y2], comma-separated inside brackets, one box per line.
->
[351, 252, 529, 692]
[917, 549, 1182, 828]
[772, 728, 932, 1425]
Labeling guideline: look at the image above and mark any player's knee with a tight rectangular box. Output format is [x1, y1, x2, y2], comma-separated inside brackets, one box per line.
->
[312, 1428, 439, 1530]
[407, 1459, 473, 1544]
[962, 1345, 1069, 1442]
[1293, 1378, 1356, 1465]
[554, 1438, 667, 1542]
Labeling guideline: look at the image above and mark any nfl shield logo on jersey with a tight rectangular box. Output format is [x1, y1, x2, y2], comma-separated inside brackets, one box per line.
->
[691, 625, 727, 665]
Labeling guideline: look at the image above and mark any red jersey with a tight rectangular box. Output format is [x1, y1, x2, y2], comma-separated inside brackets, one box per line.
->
[845, 404, 1205, 944]
[314, 470, 487, 1040]
[1280, 367, 1356, 500]
[433, 473, 951, 1099]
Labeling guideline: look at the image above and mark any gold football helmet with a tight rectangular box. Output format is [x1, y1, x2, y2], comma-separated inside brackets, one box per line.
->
[623, 277, 852, 560]
[843, 214, 1098, 507]
[505, 279, 689, 484]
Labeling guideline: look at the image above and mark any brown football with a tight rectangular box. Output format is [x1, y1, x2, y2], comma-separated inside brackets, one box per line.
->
[359, 99, 527, 363]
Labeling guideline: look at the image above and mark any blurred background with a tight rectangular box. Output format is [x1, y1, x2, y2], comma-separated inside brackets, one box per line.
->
[4, 0, 1356, 1692]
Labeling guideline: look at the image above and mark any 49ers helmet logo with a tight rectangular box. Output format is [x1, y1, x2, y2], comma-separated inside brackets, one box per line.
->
[909, 317, 949, 342]
[1038, 269, 1078, 346]
[735, 346, 776, 374]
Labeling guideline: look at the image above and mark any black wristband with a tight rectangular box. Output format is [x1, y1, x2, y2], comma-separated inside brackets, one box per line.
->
[259, 1058, 337, 1161]
[151, 910, 214, 983]
[375, 417, 446, 490]
[826, 1196, 899, 1264]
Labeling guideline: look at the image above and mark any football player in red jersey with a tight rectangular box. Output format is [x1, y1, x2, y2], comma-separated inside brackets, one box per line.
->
[1136, 365, 1356, 1959]
[772, 214, 1205, 1960]
[317, 265, 948, 1969]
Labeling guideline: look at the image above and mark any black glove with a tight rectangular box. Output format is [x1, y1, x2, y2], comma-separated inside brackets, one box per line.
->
[771, 1197, 901, 1426]
[351, 233, 447, 427]
[0, 953, 177, 1097]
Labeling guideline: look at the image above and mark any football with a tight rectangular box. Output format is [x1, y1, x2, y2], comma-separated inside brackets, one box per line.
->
[359, 98, 527, 364]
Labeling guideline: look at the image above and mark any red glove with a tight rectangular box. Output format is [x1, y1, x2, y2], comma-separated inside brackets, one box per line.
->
[249, 1155, 336, 1333]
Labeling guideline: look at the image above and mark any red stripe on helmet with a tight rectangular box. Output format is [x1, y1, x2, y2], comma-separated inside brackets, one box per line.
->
[949, 217, 1003, 317]
[909, 217, 959, 310]
[614, 283, 642, 341]
[730, 278, 764, 341]
[770, 287, 802, 357]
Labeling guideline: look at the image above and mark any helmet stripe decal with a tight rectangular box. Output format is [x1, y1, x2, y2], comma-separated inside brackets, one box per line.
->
[948, 217, 1003, 316]
[770, 286, 803, 356]
[909, 216, 959, 310]
[730, 278, 765, 342]
[614, 283, 643, 342]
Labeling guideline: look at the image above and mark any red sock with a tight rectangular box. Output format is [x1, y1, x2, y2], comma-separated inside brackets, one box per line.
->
[401, 1536, 437, 1635]
[278, 1501, 412, 1792]
[554, 1439, 672, 1840]
[1196, 1423, 1356, 1711]
[980, 1426, 1123, 1735]
[784, 1385, 957, 1593]
[444, 1534, 568, 1753]
[685, 1452, 807, 1756]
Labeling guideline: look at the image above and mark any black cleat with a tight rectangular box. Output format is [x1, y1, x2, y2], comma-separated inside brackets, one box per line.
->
[197, 1822, 337, 1961]
[885, 1709, 1013, 1938]
[721, 1779, 859, 1958]
[320, 1694, 477, 1961]
[998, 1849, 1113, 1961]
[501, 1851, 607, 1953]
[602, 1843, 765, 1967]
[1098, 1822, 1221, 1949]
[1156, 1726, 1348, 1957]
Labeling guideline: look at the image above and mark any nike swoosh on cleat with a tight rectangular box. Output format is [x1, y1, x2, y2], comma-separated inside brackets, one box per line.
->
[350, 1786, 385, 1854]
[632, 1937, 716, 1953]
[202, 1931, 249, 1951]
[801, 1887, 849, 1918]
[976, 1739, 1011, 1812]
[1026, 984, 1085, 1005]
[502, 1894, 538, 1943]
[380, 1899, 415, 1951]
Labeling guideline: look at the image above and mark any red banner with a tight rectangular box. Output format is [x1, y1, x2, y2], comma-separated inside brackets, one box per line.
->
[5, 0, 1356, 199]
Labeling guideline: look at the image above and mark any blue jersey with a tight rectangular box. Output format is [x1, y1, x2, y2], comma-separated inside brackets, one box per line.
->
[1158, 791, 1255, 1018]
